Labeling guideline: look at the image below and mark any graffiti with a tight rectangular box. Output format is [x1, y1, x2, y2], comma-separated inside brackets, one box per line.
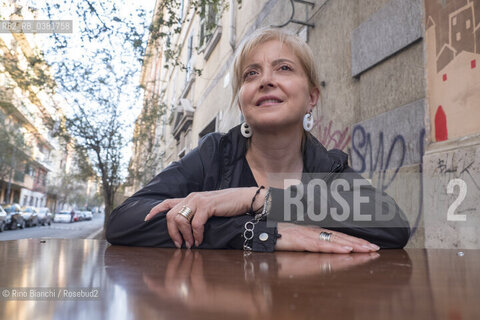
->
[313, 117, 351, 151]
[434, 105, 448, 141]
[425, 0, 480, 141]
[434, 154, 480, 191]
[351, 125, 421, 192]
[351, 125, 426, 237]
[436, 159, 458, 174]
[461, 162, 480, 190]
[425, 0, 480, 71]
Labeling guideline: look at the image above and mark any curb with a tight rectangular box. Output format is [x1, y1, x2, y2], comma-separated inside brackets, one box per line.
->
[87, 227, 104, 239]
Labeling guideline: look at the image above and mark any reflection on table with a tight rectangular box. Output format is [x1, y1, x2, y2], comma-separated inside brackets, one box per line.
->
[0, 239, 479, 320]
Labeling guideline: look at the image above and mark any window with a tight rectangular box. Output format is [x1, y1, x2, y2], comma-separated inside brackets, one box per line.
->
[40, 172, 46, 186]
[24, 163, 34, 176]
[199, 3, 221, 49]
[185, 34, 194, 84]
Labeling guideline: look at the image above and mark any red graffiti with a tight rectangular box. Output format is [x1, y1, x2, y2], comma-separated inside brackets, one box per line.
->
[434, 105, 448, 142]
[313, 117, 351, 151]
[471, 59, 476, 69]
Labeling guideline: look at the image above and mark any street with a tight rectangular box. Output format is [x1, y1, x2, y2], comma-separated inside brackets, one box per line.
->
[0, 213, 104, 241]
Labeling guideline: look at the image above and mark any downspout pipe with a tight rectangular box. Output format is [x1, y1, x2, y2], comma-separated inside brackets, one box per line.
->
[229, 0, 236, 49]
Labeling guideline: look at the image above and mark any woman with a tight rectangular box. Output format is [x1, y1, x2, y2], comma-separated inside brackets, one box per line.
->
[106, 28, 410, 252]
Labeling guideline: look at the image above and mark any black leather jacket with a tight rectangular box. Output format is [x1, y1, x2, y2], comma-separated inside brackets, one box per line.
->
[106, 124, 410, 251]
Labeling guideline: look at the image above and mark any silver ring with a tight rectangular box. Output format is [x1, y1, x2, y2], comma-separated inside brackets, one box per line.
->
[319, 231, 333, 242]
[178, 206, 194, 223]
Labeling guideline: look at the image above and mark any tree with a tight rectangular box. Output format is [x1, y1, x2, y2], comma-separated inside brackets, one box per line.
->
[149, 0, 242, 74]
[35, 0, 152, 230]
[46, 144, 97, 211]
[0, 110, 29, 203]
[128, 100, 167, 188]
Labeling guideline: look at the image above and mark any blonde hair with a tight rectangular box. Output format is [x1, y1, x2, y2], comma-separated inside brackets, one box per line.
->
[232, 28, 320, 106]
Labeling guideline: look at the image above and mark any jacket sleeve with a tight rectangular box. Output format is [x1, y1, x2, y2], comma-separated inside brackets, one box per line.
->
[105, 134, 278, 251]
[269, 167, 411, 249]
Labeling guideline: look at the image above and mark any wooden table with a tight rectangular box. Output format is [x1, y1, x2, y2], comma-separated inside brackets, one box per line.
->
[0, 239, 479, 320]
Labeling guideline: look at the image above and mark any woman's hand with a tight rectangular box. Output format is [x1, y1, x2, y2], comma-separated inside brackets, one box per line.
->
[144, 187, 265, 249]
[275, 222, 380, 253]
[142, 250, 270, 316]
[275, 251, 380, 277]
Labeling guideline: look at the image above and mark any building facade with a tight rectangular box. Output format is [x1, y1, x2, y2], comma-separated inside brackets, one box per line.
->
[130, 0, 480, 249]
[0, 1, 99, 213]
[0, 2, 56, 209]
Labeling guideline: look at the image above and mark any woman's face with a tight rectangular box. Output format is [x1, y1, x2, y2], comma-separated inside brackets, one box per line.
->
[238, 40, 319, 133]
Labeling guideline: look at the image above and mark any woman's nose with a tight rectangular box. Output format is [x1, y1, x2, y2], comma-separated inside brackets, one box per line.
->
[260, 82, 274, 89]
[259, 70, 275, 89]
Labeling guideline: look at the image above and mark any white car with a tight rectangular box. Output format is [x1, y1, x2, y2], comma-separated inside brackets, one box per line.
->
[83, 211, 93, 220]
[0, 205, 7, 232]
[37, 207, 53, 225]
[54, 211, 72, 223]
[21, 206, 40, 227]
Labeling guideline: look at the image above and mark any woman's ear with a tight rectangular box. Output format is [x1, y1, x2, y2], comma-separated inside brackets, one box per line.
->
[309, 87, 320, 108]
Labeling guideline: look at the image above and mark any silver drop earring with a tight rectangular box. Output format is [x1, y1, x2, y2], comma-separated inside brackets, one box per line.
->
[303, 112, 314, 131]
[241, 122, 252, 138]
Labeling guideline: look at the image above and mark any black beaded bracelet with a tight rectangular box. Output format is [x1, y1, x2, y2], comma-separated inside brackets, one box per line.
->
[243, 188, 272, 251]
[249, 186, 265, 215]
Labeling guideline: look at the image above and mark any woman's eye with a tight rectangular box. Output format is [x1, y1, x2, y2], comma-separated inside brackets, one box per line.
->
[280, 65, 292, 71]
[244, 70, 258, 79]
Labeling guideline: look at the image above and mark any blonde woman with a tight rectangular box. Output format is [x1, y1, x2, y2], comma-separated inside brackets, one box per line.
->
[107, 28, 410, 252]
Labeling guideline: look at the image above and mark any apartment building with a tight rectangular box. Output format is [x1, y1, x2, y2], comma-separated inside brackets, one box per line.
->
[0, 1, 98, 212]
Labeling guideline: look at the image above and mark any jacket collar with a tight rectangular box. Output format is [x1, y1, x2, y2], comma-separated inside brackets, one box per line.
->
[220, 124, 348, 174]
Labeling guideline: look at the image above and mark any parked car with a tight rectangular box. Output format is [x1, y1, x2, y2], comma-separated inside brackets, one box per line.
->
[54, 210, 80, 223]
[77, 211, 85, 221]
[0, 205, 7, 232]
[3, 204, 25, 230]
[37, 207, 53, 226]
[82, 210, 93, 221]
[21, 206, 40, 227]
[77, 210, 93, 221]
[72, 211, 81, 222]
[54, 211, 71, 223]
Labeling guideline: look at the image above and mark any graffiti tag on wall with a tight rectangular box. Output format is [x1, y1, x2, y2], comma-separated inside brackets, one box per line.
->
[425, 0, 480, 141]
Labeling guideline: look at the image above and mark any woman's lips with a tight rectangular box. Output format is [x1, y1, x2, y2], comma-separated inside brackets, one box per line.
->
[256, 96, 284, 106]
[258, 99, 283, 106]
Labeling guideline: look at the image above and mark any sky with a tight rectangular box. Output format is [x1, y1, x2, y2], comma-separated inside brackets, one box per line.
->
[5, 0, 157, 178]
[25, 0, 156, 116]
